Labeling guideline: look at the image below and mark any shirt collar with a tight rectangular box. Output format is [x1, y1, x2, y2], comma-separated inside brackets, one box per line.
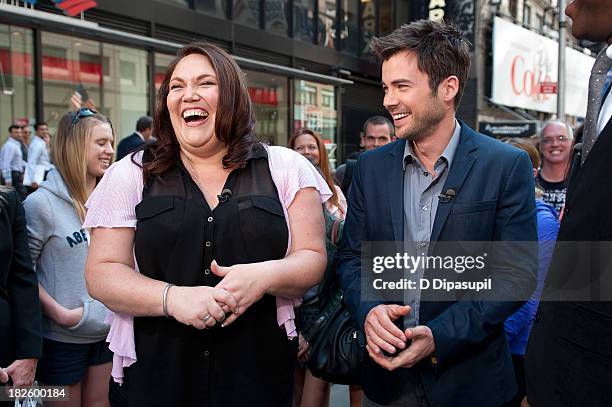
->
[402, 119, 462, 170]
[135, 131, 144, 141]
[606, 44, 612, 60]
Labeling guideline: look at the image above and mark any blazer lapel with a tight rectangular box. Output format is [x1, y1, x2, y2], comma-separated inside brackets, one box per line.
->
[430, 128, 478, 242]
[388, 140, 406, 243]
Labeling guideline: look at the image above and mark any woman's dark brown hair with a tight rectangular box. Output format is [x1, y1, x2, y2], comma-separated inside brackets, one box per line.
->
[142, 42, 256, 179]
[288, 128, 340, 209]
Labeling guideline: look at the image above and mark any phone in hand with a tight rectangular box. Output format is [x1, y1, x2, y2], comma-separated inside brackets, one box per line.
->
[75, 83, 89, 101]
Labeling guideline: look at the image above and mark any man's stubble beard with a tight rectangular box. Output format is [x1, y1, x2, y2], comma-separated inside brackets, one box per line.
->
[395, 95, 446, 142]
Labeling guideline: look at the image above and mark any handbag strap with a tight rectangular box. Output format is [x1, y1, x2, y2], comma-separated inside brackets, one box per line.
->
[302, 289, 344, 342]
[331, 217, 342, 245]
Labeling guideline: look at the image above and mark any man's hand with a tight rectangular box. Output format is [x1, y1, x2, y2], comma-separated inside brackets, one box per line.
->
[364, 304, 411, 355]
[366, 325, 436, 371]
[0, 367, 8, 383]
[1, 359, 38, 387]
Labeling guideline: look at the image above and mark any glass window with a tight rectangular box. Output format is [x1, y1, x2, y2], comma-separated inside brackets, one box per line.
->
[157, 0, 192, 7]
[294, 0, 315, 43]
[195, 0, 227, 17]
[0, 24, 34, 145]
[361, 0, 376, 55]
[154, 53, 175, 94]
[244, 70, 289, 146]
[234, 0, 261, 27]
[340, 0, 358, 55]
[535, 13, 543, 30]
[265, 0, 289, 35]
[380, 0, 392, 36]
[523, 4, 531, 26]
[318, 0, 336, 48]
[294, 80, 337, 167]
[41, 32, 149, 141]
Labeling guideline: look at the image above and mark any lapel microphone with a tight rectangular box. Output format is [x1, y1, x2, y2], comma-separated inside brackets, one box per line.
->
[217, 189, 232, 203]
[438, 188, 456, 203]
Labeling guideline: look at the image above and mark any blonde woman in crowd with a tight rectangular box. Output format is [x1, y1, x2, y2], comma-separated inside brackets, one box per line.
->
[24, 109, 115, 407]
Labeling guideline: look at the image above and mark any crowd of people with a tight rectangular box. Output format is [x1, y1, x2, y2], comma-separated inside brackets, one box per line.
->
[1, 0, 611, 405]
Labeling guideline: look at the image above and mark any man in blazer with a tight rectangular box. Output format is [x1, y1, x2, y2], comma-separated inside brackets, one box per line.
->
[335, 20, 537, 406]
[525, 1, 612, 405]
[116, 116, 153, 160]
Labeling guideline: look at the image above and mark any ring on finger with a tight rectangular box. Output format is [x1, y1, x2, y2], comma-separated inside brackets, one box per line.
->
[202, 314, 212, 323]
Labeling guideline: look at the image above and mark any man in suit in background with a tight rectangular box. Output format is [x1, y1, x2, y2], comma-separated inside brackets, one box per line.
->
[525, 1, 612, 405]
[334, 116, 395, 196]
[0, 125, 26, 200]
[335, 20, 537, 406]
[116, 116, 153, 160]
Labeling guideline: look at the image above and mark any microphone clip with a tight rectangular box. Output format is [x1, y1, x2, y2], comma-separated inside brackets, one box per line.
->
[438, 188, 456, 203]
[217, 189, 232, 203]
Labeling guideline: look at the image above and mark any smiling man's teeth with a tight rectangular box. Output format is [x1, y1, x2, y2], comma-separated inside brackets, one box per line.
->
[182, 109, 209, 119]
[393, 113, 409, 120]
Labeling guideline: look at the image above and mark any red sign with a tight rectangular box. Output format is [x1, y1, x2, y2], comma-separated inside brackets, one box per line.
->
[539, 81, 558, 95]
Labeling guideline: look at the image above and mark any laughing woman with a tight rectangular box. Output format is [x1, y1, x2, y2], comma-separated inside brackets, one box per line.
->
[23, 110, 115, 407]
[83, 42, 330, 407]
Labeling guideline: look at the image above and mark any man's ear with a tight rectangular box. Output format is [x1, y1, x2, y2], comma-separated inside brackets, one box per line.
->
[440, 76, 460, 104]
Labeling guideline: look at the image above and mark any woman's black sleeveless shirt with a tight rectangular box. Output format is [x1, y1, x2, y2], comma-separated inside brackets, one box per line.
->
[127, 144, 297, 406]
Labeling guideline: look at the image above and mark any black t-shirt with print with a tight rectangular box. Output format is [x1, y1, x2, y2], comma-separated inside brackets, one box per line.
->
[536, 171, 566, 217]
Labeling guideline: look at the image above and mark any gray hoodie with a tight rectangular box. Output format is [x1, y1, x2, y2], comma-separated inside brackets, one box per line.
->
[23, 170, 109, 344]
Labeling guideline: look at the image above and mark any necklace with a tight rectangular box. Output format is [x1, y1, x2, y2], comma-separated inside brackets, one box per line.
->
[181, 152, 208, 197]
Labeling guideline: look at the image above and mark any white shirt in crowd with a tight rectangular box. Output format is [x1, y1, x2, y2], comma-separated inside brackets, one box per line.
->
[0, 137, 25, 182]
[27, 135, 52, 171]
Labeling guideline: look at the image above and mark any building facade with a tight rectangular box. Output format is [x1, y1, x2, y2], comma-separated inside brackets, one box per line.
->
[0, 0, 425, 164]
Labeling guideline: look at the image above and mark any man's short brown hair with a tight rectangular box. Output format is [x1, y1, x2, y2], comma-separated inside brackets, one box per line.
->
[370, 20, 471, 109]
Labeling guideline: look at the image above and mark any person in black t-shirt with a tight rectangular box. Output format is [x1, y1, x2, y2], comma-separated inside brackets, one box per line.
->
[536, 120, 573, 217]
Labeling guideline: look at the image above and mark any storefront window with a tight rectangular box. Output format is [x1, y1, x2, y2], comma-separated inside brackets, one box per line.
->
[318, 0, 336, 48]
[380, 0, 392, 36]
[294, 0, 315, 43]
[244, 70, 288, 146]
[361, 0, 376, 55]
[265, 0, 289, 35]
[340, 0, 358, 55]
[195, 0, 227, 17]
[155, 53, 175, 94]
[234, 0, 261, 27]
[0, 24, 35, 145]
[294, 80, 337, 167]
[41, 32, 149, 141]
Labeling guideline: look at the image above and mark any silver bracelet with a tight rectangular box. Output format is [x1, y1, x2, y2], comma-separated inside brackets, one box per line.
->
[162, 283, 175, 318]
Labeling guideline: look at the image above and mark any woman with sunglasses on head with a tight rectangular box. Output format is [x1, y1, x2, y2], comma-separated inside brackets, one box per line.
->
[23, 108, 115, 407]
[82, 43, 330, 407]
[290, 128, 347, 220]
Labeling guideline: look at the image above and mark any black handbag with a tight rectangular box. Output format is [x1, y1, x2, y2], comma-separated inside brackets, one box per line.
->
[301, 214, 365, 385]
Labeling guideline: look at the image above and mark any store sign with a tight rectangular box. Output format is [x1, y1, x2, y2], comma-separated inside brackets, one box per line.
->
[415, 0, 475, 45]
[491, 17, 594, 117]
[478, 121, 538, 139]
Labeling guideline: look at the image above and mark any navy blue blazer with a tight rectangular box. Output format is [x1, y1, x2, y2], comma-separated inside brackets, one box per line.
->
[116, 133, 144, 161]
[335, 121, 538, 407]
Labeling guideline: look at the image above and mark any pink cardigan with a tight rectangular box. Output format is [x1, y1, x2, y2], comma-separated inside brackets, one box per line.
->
[83, 145, 332, 383]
